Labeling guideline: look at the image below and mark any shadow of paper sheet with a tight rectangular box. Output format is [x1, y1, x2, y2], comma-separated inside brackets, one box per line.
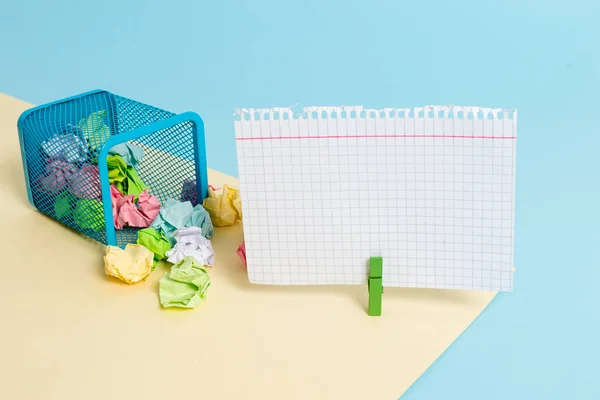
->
[0, 92, 498, 400]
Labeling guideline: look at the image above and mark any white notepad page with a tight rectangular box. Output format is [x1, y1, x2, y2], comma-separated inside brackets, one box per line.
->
[234, 106, 516, 292]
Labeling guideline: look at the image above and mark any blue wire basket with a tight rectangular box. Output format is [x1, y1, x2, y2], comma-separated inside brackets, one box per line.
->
[17, 89, 209, 247]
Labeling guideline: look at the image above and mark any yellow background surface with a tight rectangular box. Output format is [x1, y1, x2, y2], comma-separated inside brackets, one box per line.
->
[0, 93, 496, 400]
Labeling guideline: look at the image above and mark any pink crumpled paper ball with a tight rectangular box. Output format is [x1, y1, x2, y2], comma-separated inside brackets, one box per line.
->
[69, 164, 101, 200]
[111, 185, 160, 229]
[236, 241, 246, 267]
[37, 158, 78, 194]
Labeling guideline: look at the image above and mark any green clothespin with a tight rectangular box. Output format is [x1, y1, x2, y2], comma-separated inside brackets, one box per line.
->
[368, 257, 384, 316]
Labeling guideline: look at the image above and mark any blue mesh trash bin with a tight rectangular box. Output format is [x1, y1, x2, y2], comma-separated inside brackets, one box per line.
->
[17, 89, 209, 247]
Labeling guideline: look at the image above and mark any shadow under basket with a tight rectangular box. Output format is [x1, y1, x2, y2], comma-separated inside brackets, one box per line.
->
[17, 89, 209, 247]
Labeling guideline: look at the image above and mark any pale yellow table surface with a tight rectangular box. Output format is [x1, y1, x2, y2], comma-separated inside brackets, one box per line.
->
[0, 93, 496, 400]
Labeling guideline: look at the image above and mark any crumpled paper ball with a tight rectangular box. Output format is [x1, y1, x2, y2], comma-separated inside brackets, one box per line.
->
[202, 184, 242, 227]
[111, 185, 160, 229]
[159, 256, 211, 309]
[104, 244, 154, 284]
[108, 142, 144, 167]
[78, 110, 111, 152]
[165, 227, 215, 266]
[69, 164, 101, 199]
[41, 133, 87, 163]
[73, 198, 105, 232]
[151, 199, 214, 246]
[37, 159, 78, 194]
[236, 241, 246, 267]
[136, 227, 172, 269]
[107, 154, 147, 198]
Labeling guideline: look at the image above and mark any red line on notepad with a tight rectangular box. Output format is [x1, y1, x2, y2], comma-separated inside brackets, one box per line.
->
[236, 135, 516, 141]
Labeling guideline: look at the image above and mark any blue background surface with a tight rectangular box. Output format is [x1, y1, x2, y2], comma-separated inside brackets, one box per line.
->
[1, 1, 598, 398]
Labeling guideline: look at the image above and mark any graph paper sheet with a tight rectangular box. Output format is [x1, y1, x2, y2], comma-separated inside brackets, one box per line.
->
[234, 106, 517, 292]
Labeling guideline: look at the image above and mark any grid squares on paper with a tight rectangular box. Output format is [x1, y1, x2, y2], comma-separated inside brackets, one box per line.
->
[234, 110, 516, 292]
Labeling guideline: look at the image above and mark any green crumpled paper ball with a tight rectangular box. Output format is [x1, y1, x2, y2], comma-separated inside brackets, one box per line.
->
[107, 154, 147, 198]
[159, 256, 211, 309]
[137, 227, 171, 269]
[54, 191, 78, 220]
[73, 198, 106, 232]
[78, 110, 111, 152]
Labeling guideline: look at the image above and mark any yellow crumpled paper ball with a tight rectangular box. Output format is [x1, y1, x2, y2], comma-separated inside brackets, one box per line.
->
[202, 184, 242, 227]
[104, 244, 154, 284]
